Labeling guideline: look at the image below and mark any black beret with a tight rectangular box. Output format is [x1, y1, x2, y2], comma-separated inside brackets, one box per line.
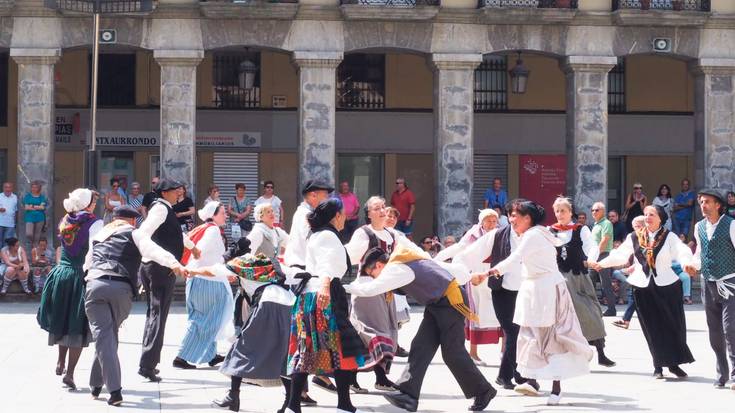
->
[113, 205, 141, 219]
[301, 180, 334, 195]
[155, 178, 183, 193]
[698, 188, 726, 206]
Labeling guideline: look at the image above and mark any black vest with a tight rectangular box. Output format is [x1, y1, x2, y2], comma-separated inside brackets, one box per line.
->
[152, 200, 185, 261]
[490, 225, 512, 268]
[550, 226, 588, 275]
[89, 228, 142, 292]
[402, 259, 453, 305]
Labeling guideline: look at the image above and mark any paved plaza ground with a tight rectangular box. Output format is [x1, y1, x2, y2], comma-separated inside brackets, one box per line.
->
[0, 301, 732, 413]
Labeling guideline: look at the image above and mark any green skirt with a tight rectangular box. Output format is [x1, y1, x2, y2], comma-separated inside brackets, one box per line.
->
[37, 263, 91, 348]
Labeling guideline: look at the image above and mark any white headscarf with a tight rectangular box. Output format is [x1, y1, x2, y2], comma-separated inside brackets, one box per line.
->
[63, 188, 93, 213]
[198, 201, 220, 221]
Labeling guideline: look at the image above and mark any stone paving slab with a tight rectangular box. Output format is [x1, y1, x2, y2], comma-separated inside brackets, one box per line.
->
[0, 302, 732, 413]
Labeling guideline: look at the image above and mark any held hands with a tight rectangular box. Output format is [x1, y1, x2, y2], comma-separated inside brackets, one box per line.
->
[470, 273, 488, 286]
[171, 264, 191, 278]
[587, 261, 602, 272]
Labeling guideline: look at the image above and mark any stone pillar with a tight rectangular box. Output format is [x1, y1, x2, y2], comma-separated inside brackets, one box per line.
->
[292, 51, 342, 191]
[691, 59, 735, 192]
[432, 53, 482, 239]
[563, 56, 617, 216]
[154, 49, 203, 201]
[11, 48, 60, 247]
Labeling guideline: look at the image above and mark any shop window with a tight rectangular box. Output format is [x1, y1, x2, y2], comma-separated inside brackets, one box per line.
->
[337, 54, 385, 109]
[0, 53, 7, 126]
[212, 51, 261, 109]
[92, 53, 136, 107]
[337, 154, 384, 224]
[474, 55, 508, 112]
[608, 58, 626, 114]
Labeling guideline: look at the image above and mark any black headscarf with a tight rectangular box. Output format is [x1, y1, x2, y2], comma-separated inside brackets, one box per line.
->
[307, 197, 344, 232]
[652, 205, 669, 228]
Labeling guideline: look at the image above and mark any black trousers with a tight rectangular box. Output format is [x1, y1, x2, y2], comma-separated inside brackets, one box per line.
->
[492, 287, 523, 382]
[397, 297, 492, 400]
[139, 262, 177, 370]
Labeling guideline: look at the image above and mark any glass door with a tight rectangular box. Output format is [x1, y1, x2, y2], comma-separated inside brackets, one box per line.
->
[99, 151, 135, 206]
[337, 154, 384, 225]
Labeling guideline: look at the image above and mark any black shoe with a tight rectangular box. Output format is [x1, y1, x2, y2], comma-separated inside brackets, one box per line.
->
[714, 380, 727, 388]
[108, 390, 123, 406]
[468, 387, 497, 411]
[90, 386, 103, 399]
[311, 376, 337, 393]
[384, 391, 419, 412]
[138, 367, 162, 382]
[598, 355, 617, 368]
[494, 377, 515, 390]
[208, 354, 225, 367]
[669, 366, 688, 378]
[602, 309, 617, 317]
[300, 394, 318, 406]
[395, 346, 409, 358]
[62, 376, 76, 390]
[213, 390, 240, 412]
[173, 357, 197, 369]
[653, 368, 664, 379]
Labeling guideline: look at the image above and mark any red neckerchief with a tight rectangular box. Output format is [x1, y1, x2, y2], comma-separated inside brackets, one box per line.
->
[181, 222, 218, 265]
[551, 222, 580, 232]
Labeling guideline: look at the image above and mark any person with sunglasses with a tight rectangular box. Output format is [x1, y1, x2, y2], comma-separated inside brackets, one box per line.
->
[390, 178, 416, 240]
[255, 181, 284, 228]
[624, 183, 647, 233]
[103, 179, 126, 225]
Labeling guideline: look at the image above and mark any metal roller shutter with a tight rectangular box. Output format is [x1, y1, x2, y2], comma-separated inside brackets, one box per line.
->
[213, 152, 259, 242]
[472, 154, 508, 212]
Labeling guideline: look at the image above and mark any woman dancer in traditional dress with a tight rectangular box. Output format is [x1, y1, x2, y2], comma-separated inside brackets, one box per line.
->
[37, 188, 102, 390]
[487, 200, 592, 406]
[549, 197, 616, 367]
[442, 209, 503, 366]
[173, 202, 234, 369]
[590, 205, 695, 379]
[284, 198, 366, 413]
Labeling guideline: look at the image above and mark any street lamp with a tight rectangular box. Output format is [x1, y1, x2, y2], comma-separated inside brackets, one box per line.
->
[238, 59, 258, 90]
[509, 51, 530, 94]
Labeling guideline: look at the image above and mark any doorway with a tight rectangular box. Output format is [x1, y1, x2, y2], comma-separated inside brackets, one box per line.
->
[338, 154, 384, 224]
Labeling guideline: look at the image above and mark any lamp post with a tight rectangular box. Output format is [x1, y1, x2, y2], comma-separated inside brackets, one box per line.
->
[43, 1, 154, 187]
[509, 51, 530, 94]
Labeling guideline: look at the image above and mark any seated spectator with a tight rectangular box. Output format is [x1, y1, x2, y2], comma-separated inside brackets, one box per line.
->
[31, 238, 54, 294]
[419, 235, 442, 258]
[443, 235, 456, 248]
[0, 237, 31, 295]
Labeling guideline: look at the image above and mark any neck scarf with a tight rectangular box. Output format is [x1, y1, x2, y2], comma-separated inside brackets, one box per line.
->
[551, 222, 579, 232]
[635, 227, 668, 271]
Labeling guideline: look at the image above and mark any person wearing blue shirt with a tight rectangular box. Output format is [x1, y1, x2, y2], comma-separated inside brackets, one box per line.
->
[483, 178, 508, 210]
[672, 179, 696, 237]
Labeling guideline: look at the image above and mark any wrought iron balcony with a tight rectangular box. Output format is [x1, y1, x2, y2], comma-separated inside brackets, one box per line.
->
[339, 0, 440, 21]
[43, 0, 155, 13]
[612, 0, 710, 11]
[478, 0, 578, 8]
[199, 0, 299, 19]
[340, 0, 440, 6]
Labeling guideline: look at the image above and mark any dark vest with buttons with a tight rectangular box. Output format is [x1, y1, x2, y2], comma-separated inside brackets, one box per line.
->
[550, 226, 588, 275]
[89, 228, 142, 291]
[401, 259, 453, 305]
[490, 225, 512, 268]
[152, 200, 185, 261]
[698, 215, 735, 281]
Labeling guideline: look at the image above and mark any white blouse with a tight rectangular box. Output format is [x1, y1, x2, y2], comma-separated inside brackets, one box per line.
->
[248, 222, 289, 256]
[345, 225, 421, 265]
[453, 227, 524, 291]
[186, 225, 227, 282]
[283, 202, 312, 268]
[598, 230, 693, 288]
[303, 229, 348, 294]
[434, 224, 486, 263]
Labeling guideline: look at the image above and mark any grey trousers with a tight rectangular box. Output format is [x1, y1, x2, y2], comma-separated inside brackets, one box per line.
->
[590, 252, 617, 312]
[84, 278, 133, 392]
[704, 280, 735, 384]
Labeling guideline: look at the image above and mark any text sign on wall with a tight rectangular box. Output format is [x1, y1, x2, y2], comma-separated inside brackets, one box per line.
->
[518, 155, 567, 225]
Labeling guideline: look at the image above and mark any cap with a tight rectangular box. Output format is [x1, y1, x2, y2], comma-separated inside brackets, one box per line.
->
[155, 178, 183, 193]
[113, 205, 141, 219]
[301, 180, 334, 195]
[698, 188, 726, 206]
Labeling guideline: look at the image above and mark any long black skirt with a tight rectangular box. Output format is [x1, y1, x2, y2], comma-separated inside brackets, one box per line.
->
[633, 278, 694, 368]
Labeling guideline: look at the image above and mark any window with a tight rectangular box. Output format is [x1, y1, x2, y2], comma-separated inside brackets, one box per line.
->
[212, 51, 261, 109]
[0, 53, 7, 126]
[0, 150, 6, 185]
[474, 55, 508, 111]
[608, 58, 625, 114]
[337, 54, 385, 109]
[94, 53, 136, 107]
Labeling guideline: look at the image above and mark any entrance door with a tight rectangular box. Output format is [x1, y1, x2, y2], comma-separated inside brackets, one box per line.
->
[338, 154, 383, 225]
[99, 151, 135, 201]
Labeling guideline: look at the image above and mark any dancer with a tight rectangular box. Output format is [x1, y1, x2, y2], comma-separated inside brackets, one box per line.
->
[134, 179, 199, 382]
[549, 197, 616, 367]
[487, 201, 593, 406]
[686, 189, 735, 389]
[248, 203, 289, 262]
[344, 246, 496, 412]
[591, 205, 695, 379]
[173, 201, 235, 369]
[444, 209, 503, 366]
[384, 205, 412, 344]
[284, 197, 366, 413]
[37, 188, 102, 390]
[612, 216, 645, 330]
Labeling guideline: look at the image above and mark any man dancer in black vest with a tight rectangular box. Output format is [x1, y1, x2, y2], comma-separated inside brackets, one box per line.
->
[345, 247, 495, 412]
[133, 179, 199, 382]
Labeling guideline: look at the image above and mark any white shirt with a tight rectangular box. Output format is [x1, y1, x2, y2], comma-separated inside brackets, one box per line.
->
[255, 195, 283, 224]
[302, 230, 349, 294]
[599, 230, 693, 288]
[344, 259, 472, 298]
[283, 202, 312, 269]
[453, 227, 523, 291]
[187, 225, 227, 280]
[0, 192, 17, 228]
[551, 225, 597, 262]
[247, 222, 289, 256]
[132, 199, 194, 268]
[345, 225, 421, 266]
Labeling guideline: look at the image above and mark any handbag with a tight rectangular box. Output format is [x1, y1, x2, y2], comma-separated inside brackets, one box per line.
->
[233, 196, 253, 232]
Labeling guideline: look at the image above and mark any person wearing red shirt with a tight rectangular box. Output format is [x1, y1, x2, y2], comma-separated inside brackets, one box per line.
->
[391, 178, 416, 239]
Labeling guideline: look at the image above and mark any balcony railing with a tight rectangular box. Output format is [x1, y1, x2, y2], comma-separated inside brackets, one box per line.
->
[612, 0, 710, 11]
[44, 0, 155, 13]
[200, 0, 298, 3]
[340, 0, 440, 5]
[479, 0, 578, 8]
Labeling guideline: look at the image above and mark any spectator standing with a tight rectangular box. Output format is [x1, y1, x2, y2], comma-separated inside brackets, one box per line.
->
[0, 237, 31, 295]
[254, 181, 284, 227]
[127, 182, 145, 227]
[608, 210, 626, 243]
[141, 177, 160, 218]
[229, 183, 252, 239]
[338, 181, 360, 243]
[576, 212, 588, 227]
[173, 186, 195, 232]
[493, 207, 510, 229]
[31, 238, 54, 293]
[652, 184, 674, 231]
[483, 178, 508, 210]
[390, 178, 416, 239]
[0, 182, 18, 243]
[204, 185, 221, 205]
[623, 183, 647, 232]
[672, 179, 696, 237]
[23, 181, 48, 251]
[103, 179, 126, 225]
[725, 191, 735, 219]
[590, 202, 617, 317]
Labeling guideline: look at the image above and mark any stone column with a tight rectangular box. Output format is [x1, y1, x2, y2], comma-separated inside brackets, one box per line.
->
[11, 48, 60, 247]
[432, 53, 482, 239]
[154, 49, 203, 201]
[691, 59, 735, 192]
[563, 56, 617, 216]
[292, 51, 342, 191]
